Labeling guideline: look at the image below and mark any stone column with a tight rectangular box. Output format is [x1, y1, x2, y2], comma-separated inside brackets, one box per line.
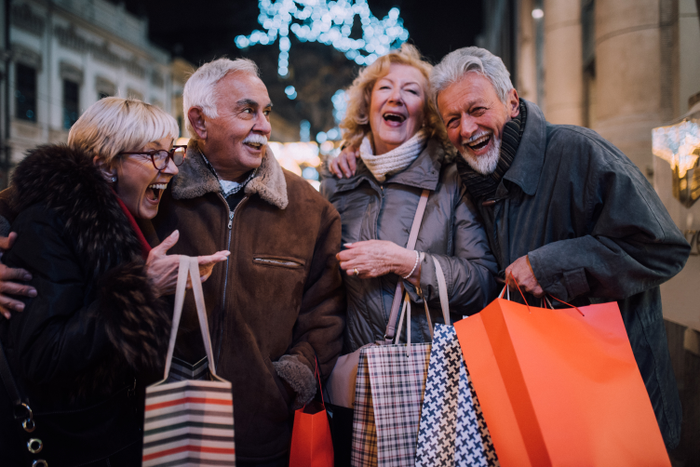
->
[517, 0, 539, 103]
[594, 0, 676, 175]
[543, 0, 584, 125]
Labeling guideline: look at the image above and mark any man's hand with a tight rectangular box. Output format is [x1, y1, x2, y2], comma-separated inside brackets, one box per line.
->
[0, 233, 37, 319]
[505, 255, 544, 298]
[146, 230, 229, 297]
[329, 146, 360, 178]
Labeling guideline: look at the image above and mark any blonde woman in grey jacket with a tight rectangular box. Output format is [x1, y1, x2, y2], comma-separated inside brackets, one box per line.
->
[321, 44, 498, 353]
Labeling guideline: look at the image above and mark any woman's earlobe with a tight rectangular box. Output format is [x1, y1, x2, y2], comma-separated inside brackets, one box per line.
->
[93, 156, 117, 183]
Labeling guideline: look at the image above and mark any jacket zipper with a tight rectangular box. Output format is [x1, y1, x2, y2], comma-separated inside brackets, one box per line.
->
[215, 194, 248, 365]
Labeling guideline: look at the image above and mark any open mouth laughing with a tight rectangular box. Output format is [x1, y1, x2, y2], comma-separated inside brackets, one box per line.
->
[383, 112, 406, 123]
[147, 183, 168, 201]
[464, 131, 493, 152]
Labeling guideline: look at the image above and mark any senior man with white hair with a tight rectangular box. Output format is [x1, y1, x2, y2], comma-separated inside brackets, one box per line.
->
[140, 58, 345, 466]
[432, 46, 689, 449]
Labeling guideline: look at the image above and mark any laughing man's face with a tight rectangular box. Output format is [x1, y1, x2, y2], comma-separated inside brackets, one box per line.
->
[437, 72, 519, 175]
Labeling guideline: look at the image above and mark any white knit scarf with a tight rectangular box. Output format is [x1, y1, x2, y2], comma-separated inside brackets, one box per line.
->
[359, 130, 428, 182]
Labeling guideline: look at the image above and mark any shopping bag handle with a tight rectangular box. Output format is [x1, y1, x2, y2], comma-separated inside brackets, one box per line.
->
[499, 275, 585, 317]
[161, 256, 224, 382]
[543, 294, 585, 317]
[384, 189, 430, 343]
[506, 271, 531, 312]
[420, 259, 451, 340]
[393, 291, 413, 357]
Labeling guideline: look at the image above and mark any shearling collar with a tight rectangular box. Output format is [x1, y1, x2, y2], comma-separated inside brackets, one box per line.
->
[173, 140, 289, 210]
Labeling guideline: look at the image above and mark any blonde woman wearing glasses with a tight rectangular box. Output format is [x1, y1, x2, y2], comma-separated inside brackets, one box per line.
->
[0, 97, 228, 466]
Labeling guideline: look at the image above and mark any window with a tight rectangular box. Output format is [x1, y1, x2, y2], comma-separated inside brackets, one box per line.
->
[15, 63, 37, 122]
[96, 76, 116, 100]
[63, 80, 80, 130]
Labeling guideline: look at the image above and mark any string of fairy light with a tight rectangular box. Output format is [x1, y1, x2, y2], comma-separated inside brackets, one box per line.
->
[235, 0, 409, 143]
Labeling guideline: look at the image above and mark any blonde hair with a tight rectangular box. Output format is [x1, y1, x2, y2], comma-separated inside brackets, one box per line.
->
[183, 58, 260, 139]
[340, 43, 448, 149]
[68, 97, 179, 167]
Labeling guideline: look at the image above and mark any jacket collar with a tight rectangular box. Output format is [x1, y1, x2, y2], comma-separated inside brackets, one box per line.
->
[172, 140, 289, 210]
[500, 99, 547, 197]
[334, 138, 445, 193]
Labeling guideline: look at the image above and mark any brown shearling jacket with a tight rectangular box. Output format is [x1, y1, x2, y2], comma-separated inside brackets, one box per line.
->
[140, 142, 345, 463]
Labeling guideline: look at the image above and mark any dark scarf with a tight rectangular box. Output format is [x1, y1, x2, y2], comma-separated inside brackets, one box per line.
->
[457, 99, 527, 201]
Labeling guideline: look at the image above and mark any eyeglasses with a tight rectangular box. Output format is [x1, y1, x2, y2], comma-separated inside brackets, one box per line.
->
[121, 145, 187, 170]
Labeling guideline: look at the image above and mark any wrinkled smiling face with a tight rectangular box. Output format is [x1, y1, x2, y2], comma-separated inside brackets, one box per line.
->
[202, 71, 272, 182]
[437, 73, 519, 175]
[115, 136, 179, 219]
[369, 63, 427, 155]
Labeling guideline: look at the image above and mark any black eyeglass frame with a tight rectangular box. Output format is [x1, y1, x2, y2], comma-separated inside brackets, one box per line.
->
[120, 145, 188, 170]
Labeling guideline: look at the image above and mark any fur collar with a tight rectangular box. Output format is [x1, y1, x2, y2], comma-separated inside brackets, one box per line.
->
[12, 145, 143, 278]
[173, 140, 289, 210]
[10, 144, 169, 392]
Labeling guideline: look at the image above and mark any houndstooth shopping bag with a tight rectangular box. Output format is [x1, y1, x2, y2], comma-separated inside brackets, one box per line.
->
[142, 256, 235, 466]
[415, 324, 499, 467]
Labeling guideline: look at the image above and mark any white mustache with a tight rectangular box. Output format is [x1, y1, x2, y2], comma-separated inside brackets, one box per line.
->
[243, 134, 268, 145]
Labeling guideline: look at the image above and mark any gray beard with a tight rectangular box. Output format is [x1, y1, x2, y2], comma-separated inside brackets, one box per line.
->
[461, 136, 501, 175]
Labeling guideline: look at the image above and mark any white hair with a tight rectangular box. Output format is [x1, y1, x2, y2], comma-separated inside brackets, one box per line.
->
[431, 47, 514, 108]
[67, 97, 179, 166]
[183, 58, 260, 139]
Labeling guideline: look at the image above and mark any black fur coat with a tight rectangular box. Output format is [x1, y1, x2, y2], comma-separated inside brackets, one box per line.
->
[0, 144, 170, 465]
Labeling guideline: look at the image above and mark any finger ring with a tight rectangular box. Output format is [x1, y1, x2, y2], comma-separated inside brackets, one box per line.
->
[353, 268, 359, 276]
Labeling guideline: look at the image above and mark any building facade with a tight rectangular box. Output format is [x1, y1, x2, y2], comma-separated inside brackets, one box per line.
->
[1, 0, 190, 187]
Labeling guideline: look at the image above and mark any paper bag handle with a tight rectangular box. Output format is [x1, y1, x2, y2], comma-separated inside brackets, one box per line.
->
[162, 256, 221, 380]
[384, 189, 430, 343]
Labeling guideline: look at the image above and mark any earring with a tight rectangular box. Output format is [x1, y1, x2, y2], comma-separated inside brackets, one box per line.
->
[110, 176, 117, 183]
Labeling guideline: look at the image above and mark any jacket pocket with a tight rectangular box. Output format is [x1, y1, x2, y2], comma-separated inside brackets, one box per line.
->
[253, 256, 305, 269]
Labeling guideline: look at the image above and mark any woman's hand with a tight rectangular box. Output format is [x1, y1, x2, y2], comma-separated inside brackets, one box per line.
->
[336, 240, 420, 285]
[146, 230, 229, 297]
[329, 146, 360, 178]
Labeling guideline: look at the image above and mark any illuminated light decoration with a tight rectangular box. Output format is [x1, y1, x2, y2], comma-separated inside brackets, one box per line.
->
[652, 120, 700, 178]
[316, 131, 328, 143]
[531, 8, 544, 19]
[331, 89, 347, 124]
[652, 118, 700, 207]
[300, 119, 311, 141]
[235, 0, 410, 76]
[285, 85, 298, 99]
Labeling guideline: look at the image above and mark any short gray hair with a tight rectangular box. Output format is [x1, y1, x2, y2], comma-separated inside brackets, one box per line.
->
[183, 58, 260, 138]
[68, 97, 179, 167]
[431, 47, 514, 108]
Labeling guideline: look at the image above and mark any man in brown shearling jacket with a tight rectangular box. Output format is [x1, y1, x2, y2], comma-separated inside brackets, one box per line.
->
[142, 58, 346, 465]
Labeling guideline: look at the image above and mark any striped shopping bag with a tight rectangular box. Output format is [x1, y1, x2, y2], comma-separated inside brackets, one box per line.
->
[143, 256, 235, 466]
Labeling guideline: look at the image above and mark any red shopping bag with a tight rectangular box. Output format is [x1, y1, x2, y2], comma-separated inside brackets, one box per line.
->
[289, 360, 333, 467]
[454, 296, 671, 467]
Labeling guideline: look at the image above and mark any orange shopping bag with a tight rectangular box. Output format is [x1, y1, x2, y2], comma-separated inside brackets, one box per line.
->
[454, 294, 671, 467]
[289, 359, 333, 467]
